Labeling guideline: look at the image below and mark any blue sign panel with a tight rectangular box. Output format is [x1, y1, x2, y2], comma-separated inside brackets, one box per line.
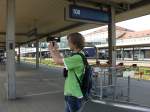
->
[66, 5, 109, 23]
[83, 47, 96, 58]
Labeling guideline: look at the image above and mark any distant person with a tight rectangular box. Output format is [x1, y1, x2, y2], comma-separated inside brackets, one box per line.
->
[96, 61, 100, 66]
[116, 62, 125, 77]
[117, 62, 125, 68]
[117, 62, 124, 66]
[48, 33, 85, 112]
[106, 60, 111, 67]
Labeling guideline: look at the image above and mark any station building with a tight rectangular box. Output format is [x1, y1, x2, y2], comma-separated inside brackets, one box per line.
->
[16, 26, 150, 61]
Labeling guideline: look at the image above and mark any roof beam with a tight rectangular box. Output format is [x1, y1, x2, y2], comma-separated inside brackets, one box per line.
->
[70, 0, 114, 5]
[0, 32, 26, 36]
[0, 41, 24, 45]
[0, 32, 47, 37]
[21, 22, 85, 45]
[0, 46, 5, 48]
[68, 0, 128, 11]
[69, 0, 150, 12]
[130, 0, 150, 9]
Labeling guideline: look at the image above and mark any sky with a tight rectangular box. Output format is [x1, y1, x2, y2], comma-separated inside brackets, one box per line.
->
[116, 15, 150, 31]
[80, 14, 150, 35]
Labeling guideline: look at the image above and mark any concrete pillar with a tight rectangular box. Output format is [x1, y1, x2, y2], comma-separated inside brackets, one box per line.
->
[36, 39, 39, 69]
[17, 45, 20, 64]
[108, 6, 116, 85]
[6, 0, 16, 100]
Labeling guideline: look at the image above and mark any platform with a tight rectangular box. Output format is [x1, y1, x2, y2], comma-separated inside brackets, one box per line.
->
[0, 62, 150, 112]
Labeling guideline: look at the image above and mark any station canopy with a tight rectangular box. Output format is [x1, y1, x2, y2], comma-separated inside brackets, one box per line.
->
[0, 0, 150, 48]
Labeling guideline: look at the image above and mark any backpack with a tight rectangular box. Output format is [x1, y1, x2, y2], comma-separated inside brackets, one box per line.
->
[73, 52, 92, 100]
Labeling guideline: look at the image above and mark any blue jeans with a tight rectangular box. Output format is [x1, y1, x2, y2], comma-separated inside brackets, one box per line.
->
[65, 96, 82, 112]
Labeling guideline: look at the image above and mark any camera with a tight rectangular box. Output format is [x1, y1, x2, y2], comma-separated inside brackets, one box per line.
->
[63, 68, 68, 78]
[46, 36, 60, 46]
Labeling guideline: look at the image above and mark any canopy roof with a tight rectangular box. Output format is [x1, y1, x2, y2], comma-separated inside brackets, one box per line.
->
[0, 0, 150, 48]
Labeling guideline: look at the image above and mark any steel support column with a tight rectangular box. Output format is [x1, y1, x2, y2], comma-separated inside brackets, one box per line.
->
[36, 39, 39, 69]
[108, 6, 116, 85]
[39, 42, 42, 63]
[6, 0, 16, 100]
[138, 47, 141, 60]
[122, 48, 125, 60]
[133, 47, 135, 61]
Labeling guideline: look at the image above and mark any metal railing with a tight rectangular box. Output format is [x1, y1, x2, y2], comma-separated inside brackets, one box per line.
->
[91, 66, 130, 101]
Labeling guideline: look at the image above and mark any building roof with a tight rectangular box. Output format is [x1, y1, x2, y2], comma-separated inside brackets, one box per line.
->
[84, 26, 150, 39]
[84, 26, 133, 36]
[120, 29, 150, 39]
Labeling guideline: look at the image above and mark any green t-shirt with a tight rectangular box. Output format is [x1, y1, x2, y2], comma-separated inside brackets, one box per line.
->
[64, 54, 84, 98]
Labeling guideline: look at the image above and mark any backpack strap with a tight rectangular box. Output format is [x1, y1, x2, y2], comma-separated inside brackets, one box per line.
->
[72, 52, 86, 88]
[74, 71, 82, 86]
[74, 52, 88, 66]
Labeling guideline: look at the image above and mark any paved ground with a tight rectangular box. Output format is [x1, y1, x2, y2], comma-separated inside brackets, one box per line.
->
[0, 62, 65, 112]
[0, 62, 150, 112]
[80, 100, 150, 112]
[117, 78, 150, 106]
